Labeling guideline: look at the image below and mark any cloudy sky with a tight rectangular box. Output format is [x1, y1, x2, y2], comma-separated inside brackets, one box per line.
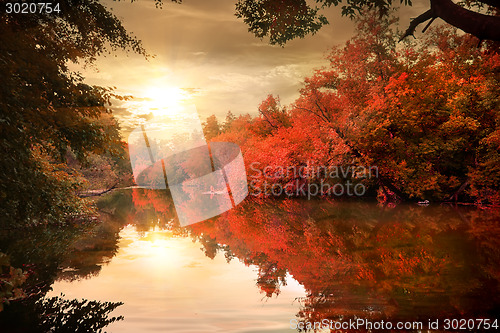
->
[76, 0, 431, 134]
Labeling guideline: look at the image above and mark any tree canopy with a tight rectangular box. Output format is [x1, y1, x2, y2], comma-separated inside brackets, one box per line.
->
[208, 12, 500, 204]
[0, 1, 144, 225]
[133, 0, 500, 45]
[1, 0, 498, 226]
[234, 0, 500, 45]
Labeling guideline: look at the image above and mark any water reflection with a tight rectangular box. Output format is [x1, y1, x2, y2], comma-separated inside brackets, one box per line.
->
[49, 225, 305, 332]
[125, 189, 500, 329]
[1, 189, 499, 332]
[191, 200, 500, 325]
[0, 221, 125, 332]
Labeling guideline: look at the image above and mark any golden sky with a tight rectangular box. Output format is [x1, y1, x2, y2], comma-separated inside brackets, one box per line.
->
[75, 0, 430, 135]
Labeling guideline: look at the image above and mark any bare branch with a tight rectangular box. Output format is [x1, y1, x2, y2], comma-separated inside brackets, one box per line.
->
[422, 17, 436, 33]
[78, 181, 119, 198]
[258, 107, 278, 129]
[399, 9, 434, 41]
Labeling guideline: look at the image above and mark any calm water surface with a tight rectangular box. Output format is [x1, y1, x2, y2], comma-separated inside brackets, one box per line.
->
[48, 226, 305, 332]
[1, 189, 499, 332]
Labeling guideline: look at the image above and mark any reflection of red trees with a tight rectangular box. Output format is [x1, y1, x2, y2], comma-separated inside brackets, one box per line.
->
[132, 188, 175, 216]
[187, 199, 500, 327]
[130, 188, 180, 232]
[56, 190, 180, 283]
[52, 189, 500, 331]
[467, 209, 500, 284]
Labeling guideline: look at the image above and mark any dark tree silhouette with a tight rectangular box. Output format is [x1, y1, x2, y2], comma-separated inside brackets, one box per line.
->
[0, 1, 145, 225]
[234, 0, 500, 45]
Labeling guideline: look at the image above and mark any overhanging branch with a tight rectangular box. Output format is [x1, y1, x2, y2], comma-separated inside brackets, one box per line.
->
[431, 0, 500, 41]
[400, 9, 434, 41]
[400, 0, 500, 42]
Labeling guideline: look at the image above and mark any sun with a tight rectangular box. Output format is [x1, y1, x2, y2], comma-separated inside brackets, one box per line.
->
[142, 86, 190, 117]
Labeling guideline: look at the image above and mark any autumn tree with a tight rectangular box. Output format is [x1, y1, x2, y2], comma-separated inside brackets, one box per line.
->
[0, 1, 146, 225]
[202, 115, 222, 140]
[294, 13, 500, 202]
[222, 110, 236, 132]
[258, 94, 291, 130]
[209, 12, 499, 203]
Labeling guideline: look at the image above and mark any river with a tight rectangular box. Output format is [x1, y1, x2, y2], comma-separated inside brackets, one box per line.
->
[1, 189, 499, 332]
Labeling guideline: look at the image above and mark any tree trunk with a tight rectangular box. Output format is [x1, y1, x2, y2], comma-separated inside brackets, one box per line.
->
[78, 181, 119, 198]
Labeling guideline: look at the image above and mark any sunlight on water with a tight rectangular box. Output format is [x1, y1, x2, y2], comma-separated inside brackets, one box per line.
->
[47, 225, 307, 333]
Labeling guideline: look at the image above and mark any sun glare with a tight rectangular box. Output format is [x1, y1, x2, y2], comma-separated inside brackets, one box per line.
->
[142, 86, 190, 117]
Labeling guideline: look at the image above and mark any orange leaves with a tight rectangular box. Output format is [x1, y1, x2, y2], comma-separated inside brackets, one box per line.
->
[207, 14, 500, 203]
